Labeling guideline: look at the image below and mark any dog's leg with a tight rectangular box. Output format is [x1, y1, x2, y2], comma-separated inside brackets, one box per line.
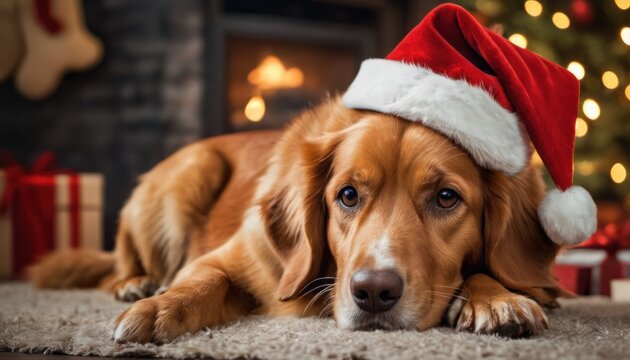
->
[112, 250, 253, 344]
[106, 145, 231, 302]
[103, 217, 160, 301]
[110, 276, 161, 302]
[446, 274, 549, 338]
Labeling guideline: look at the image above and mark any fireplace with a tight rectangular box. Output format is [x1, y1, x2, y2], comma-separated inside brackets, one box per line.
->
[227, 37, 362, 131]
[204, 0, 429, 135]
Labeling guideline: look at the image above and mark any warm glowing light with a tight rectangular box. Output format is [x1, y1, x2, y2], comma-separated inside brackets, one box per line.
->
[625, 84, 630, 101]
[576, 161, 596, 176]
[284, 68, 304, 88]
[244, 95, 265, 122]
[611, 163, 627, 184]
[552, 12, 570, 29]
[508, 33, 528, 48]
[475, 0, 502, 16]
[575, 117, 588, 137]
[247, 56, 304, 90]
[616, 0, 630, 10]
[602, 71, 619, 89]
[524, 0, 543, 16]
[532, 151, 543, 166]
[567, 62, 585, 80]
[582, 99, 600, 120]
[621, 27, 630, 46]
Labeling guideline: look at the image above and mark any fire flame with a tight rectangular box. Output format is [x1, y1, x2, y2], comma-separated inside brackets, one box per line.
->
[244, 95, 265, 122]
[247, 56, 304, 90]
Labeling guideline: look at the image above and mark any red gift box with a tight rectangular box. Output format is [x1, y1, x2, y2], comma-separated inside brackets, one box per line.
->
[554, 249, 606, 295]
[554, 219, 630, 296]
[0, 153, 103, 279]
[554, 264, 592, 295]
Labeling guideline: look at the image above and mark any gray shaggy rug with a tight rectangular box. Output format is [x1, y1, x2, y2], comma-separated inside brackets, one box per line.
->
[0, 283, 629, 360]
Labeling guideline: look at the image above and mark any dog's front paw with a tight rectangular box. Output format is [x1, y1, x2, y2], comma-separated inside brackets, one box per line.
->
[447, 294, 549, 338]
[112, 295, 191, 344]
[113, 276, 160, 302]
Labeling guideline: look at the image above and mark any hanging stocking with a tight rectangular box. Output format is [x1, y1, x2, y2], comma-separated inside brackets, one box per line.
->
[15, 0, 103, 100]
[0, 0, 24, 82]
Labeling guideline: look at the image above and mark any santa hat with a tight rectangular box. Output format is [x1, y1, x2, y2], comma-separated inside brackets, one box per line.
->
[342, 4, 596, 246]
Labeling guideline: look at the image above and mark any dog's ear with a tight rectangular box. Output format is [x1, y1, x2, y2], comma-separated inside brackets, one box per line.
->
[483, 165, 567, 306]
[260, 133, 340, 301]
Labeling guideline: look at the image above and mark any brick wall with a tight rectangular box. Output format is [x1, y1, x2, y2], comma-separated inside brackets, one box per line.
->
[0, 0, 205, 249]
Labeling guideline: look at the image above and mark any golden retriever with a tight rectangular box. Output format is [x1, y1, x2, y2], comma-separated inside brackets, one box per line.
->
[29, 96, 565, 343]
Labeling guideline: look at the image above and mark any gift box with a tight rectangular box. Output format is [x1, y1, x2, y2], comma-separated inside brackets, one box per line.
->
[611, 279, 630, 302]
[0, 154, 104, 279]
[554, 219, 630, 296]
[554, 249, 606, 295]
[554, 264, 592, 295]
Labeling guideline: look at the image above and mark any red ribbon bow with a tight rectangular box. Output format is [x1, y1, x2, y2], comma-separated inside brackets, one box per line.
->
[1, 151, 82, 276]
[0, 151, 59, 214]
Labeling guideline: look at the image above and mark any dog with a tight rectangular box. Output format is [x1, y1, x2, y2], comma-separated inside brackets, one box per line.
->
[29, 96, 566, 343]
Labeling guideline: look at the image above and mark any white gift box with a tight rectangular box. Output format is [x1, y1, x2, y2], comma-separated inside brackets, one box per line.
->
[611, 279, 630, 302]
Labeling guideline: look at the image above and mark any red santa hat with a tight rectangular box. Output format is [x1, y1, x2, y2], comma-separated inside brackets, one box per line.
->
[342, 4, 596, 245]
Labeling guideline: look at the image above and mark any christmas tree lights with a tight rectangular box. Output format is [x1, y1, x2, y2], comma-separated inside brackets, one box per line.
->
[459, 0, 630, 204]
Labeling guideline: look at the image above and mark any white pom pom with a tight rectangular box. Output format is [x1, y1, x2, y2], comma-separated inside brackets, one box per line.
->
[538, 186, 597, 246]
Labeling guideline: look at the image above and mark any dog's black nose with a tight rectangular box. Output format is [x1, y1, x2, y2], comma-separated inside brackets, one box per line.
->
[350, 269, 403, 313]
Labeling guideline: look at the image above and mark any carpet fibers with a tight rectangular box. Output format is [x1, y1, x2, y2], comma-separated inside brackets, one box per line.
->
[0, 283, 629, 359]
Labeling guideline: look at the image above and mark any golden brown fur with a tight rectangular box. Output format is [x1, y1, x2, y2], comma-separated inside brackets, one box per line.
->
[29, 97, 564, 343]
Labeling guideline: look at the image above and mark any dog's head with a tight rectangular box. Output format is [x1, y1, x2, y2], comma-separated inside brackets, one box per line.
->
[261, 99, 561, 331]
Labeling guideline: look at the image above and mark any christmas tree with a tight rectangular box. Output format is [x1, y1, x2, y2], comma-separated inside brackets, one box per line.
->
[456, 0, 630, 211]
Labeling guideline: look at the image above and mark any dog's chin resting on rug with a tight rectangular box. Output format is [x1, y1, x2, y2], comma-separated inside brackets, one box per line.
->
[28, 96, 569, 344]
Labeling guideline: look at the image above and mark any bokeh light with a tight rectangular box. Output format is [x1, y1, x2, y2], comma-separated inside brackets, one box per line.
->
[576, 161, 596, 176]
[508, 33, 528, 48]
[615, 0, 630, 10]
[602, 71, 619, 89]
[575, 117, 588, 137]
[567, 62, 585, 80]
[582, 99, 600, 120]
[611, 163, 627, 184]
[524, 0, 543, 16]
[475, 0, 502, 16]
[552, 12, 570, 29]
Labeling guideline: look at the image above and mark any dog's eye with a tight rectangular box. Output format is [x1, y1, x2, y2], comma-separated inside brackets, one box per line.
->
[338, 186, 359, 208]
[436, 188, 459, 209]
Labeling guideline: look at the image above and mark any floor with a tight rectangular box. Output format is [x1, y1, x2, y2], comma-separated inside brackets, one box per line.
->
[0, 354, 130, 360]
[2, 283, 629, 359]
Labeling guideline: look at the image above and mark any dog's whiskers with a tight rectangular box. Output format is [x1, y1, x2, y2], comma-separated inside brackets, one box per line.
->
[420, 294, 452, 307]
[298, 283, 335, 299]
[296, 277, 336, 297]
[319, 299, 335, 318]
[426, 290, 468, 302]
[303, 283, 335, 316]
[434, 285, 462, 290]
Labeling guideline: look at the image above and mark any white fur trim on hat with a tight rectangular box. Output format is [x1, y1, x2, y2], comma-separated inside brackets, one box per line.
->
[342, 59, 528, 175]
[538, 186, 597, 246]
